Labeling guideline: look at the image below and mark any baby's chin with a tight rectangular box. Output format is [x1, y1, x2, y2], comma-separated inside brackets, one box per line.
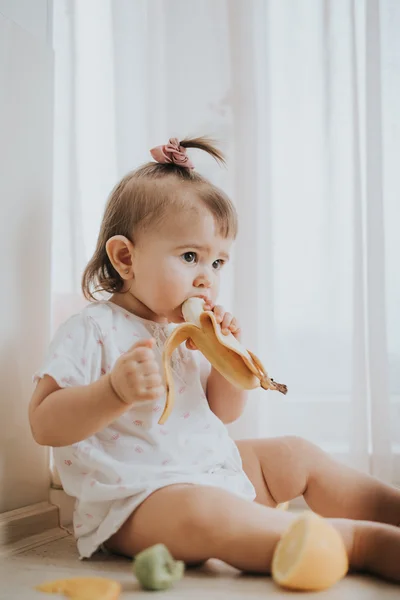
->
[169, 317, 185, 324]
[169, 308, 185, 324]
[160, 305, 185, 324]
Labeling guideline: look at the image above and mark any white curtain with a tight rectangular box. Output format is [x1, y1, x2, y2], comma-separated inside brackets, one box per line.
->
[52, 0, 400, 484]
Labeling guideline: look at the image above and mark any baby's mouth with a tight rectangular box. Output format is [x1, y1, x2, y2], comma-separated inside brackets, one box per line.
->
[192, 295, 211, 307]
[176, 296, 211, 323]
[171, 304, 185, 323]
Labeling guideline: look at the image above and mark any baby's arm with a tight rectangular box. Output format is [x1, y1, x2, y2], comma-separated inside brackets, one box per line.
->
[206, 369, 248, 424]
[29, 374, 127, 447]
[198, 303, 247, 423]
[29, 339, 163, 447]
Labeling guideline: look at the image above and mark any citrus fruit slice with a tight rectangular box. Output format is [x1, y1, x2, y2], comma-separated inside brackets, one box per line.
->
[36, 576, 121, 600]
[272, 512, 349, 590]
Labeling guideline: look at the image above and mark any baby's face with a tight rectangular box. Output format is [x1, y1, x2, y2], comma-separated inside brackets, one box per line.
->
[130, 207, 233, 323]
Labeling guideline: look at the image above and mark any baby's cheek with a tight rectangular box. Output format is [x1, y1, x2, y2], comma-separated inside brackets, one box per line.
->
[210, 283, 219, 304]
[156, 275, 183, 307]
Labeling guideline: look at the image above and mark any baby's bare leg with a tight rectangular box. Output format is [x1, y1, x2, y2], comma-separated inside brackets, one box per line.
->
[106, 483, 349, 570]
[105, 483, 400, 582]
[238, 436, 400, 525]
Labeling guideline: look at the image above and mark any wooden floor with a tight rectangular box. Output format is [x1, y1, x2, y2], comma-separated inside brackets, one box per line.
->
[0, 534, 399, 599]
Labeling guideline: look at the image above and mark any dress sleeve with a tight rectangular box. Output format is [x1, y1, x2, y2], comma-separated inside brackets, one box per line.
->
[33, 314, 104, 388]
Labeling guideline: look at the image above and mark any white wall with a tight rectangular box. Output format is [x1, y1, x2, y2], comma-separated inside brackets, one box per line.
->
[0, 0, 51, 43]
[0, 3, 53, 512]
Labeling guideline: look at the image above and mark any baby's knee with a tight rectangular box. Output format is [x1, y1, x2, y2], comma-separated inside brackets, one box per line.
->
[281, 435, 324, 465]
[282, 435, 313, 452]
[178, 488, 224, 545]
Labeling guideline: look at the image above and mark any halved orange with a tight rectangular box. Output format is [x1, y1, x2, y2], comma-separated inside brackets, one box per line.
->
[271, 512, 349, 591]
[36, 576, 121, 600]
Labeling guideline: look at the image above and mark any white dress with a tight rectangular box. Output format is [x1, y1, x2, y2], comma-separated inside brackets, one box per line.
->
[34, 301, 256, 558]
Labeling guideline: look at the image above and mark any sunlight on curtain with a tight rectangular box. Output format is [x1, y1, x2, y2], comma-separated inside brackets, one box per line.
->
[253, 0, 400, 484]
[52, 0, 400, 484]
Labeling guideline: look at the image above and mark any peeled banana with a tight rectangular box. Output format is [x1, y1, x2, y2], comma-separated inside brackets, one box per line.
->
[159, 298, 287, 424]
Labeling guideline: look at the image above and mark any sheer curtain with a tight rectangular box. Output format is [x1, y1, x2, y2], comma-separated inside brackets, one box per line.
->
[52, 0, 400, 485]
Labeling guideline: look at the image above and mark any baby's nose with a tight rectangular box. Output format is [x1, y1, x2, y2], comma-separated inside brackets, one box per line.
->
[193, 272, 212, 288]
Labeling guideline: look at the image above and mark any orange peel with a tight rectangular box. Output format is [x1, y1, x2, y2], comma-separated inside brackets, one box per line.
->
[159, 298, 287, 424]
[36, 576, 121, 600]
[272, 512, 349, 591]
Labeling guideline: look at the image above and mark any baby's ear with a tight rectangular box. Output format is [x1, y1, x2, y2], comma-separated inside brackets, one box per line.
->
[106, 235, 134, 279]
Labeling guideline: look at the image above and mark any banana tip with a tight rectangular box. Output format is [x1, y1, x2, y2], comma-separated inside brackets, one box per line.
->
[261, 378, 288, 395]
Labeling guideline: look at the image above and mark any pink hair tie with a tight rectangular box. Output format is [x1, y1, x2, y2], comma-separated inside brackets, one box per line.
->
[150, 138, 195, 170]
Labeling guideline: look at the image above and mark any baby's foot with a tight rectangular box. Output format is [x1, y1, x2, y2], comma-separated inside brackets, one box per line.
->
[353, 521, 400, 583]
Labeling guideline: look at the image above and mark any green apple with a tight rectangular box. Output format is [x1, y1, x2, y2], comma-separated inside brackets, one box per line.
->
[133, 543, 185, 591]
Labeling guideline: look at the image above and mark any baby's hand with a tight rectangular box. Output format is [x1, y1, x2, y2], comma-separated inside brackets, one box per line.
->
[109, 339, 164, 404]
[186, 304, 241, 350]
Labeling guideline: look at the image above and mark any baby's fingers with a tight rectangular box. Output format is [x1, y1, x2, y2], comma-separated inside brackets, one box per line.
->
[141, 372, 163, 388]
[136, 360, 160, 376]
[212, 305, 225, 323]
[228, 316, 240, 334]
[221, 312, 234, 334]
[130, 344, 156, 364]
[139, 386, 165, 401]
[186, 338, 197, 351]
[127, 338, 155, 356]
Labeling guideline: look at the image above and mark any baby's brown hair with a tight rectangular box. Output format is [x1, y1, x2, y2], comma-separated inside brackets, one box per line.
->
[82, 137, 238, 300]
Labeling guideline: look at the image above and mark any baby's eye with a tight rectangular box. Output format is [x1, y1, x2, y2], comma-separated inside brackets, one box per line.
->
[212, 259, 225, 271]
[182, 252, 198, 264]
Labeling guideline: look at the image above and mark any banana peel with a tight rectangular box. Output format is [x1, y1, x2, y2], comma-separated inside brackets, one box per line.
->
[159, 298, 287, 424]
